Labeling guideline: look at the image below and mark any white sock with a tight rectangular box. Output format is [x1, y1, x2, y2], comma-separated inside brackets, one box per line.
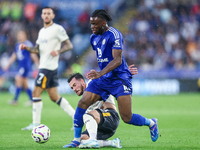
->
[97, 140, 111, 147]
[32, 97, 43, 124]
[57, 97, 75, 119]
[83, 113, 97, 140]
[73, 138, 81, 142]
[149, 119, 155, 128]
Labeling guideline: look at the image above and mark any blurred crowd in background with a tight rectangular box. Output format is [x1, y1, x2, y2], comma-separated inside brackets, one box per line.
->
[0, 0, 200, 80]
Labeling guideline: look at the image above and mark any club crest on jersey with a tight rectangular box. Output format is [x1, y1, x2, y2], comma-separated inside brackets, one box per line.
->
[114, 39, 120, 47]
[102, 39, 106, 45]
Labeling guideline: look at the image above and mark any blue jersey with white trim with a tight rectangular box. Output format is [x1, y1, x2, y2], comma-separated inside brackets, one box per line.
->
[14, 40, 33, 68]
[90, 26, 132, 82]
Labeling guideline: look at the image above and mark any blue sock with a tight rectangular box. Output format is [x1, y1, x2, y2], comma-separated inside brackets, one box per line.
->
[74, 107, 86, 138]
[144, 118, 151, 126]
[26, 88, 32, 101]
[128, 114, 146, 126]
[14, 87, 22, 101]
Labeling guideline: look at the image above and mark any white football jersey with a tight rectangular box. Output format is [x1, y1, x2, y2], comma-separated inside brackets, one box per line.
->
[36, 23, 69, 70]
[85, 80, 116, 113]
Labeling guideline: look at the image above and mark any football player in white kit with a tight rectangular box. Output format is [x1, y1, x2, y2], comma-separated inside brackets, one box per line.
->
[19, 7, 75, 130]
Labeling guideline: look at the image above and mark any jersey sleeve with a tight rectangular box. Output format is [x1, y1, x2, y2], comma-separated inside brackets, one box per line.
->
[25, 40, 33, 47]
[90, 34, 95, 50]
[110, 31, 123, 50]
[57, 26, 69, 42]
[36, 30, 40, 45]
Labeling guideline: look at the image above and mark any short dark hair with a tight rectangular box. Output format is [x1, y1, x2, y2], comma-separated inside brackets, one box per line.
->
[42, 6, 54, 13]
[68, 73, 84, 83]
[91, 9, 112, 22]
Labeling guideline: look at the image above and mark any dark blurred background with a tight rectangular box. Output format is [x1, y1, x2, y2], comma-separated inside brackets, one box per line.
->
[0, 0, 200, 95]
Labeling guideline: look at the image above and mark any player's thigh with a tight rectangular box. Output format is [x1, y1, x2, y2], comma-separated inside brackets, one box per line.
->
[89, 110, 101, 124]
[78, 91, 101, 109]
[117, 95, 132, 122]
[32, 86, 45, 98]
[46, 87, 60, 102]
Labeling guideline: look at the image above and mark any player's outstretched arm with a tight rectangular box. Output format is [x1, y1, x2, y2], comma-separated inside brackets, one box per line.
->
[30, 53, 39, 68]
[128, 64, 138, 75]
[3, 53, 17, 71]
[50, 39, 73, 57]
[19, 44, 39, 54]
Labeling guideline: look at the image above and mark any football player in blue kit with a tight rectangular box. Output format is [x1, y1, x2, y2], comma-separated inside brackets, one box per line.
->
[64, 9, 159, 148]
[4, 30, 39, 106]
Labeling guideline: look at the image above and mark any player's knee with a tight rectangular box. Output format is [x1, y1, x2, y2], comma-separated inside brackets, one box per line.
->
[120, 114, 132, 123]
[49, 96, 58, 102]
[83, 113, 95, 123]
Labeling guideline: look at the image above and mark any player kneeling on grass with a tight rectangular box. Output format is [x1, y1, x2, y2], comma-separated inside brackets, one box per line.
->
[65, 65, 138, 148]
[66, 73, 122, 148]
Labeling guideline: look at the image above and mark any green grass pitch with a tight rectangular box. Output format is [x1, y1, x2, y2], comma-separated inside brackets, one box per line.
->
[0, 92, 200, 150]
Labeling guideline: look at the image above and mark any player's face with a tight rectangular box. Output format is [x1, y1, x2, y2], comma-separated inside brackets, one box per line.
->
[41, 8, 55, 24]
[69, 78, 85, 96]
[90, 17, 106, 35]
[17, 31, 27, 43]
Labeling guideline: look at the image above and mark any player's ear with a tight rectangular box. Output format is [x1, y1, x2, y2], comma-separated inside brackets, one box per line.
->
[102, 20, 107, 26]
[81, 79, 85, 86]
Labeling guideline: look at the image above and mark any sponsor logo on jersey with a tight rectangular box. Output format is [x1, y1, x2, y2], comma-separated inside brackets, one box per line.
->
[94, 41, 97, 45]
[123, 85, 131, 93]
[114, 39, 120, 47]
[97, 58, 109, 62]
[40, 38, 48, 43]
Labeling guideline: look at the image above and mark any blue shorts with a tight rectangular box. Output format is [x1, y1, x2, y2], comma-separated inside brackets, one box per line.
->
[85, 77, 132, 100]
[17, 67, 29, 78]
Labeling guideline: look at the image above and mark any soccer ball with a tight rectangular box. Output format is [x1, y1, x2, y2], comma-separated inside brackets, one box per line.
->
[31, 124, 51, 143]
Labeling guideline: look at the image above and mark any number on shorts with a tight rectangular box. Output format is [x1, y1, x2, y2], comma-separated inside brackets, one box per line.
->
[37, 73, 44, 84]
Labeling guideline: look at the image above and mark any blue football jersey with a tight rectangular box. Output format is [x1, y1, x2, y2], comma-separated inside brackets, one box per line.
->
[14, 40, 33, 69]
[90, 27, 132, 81]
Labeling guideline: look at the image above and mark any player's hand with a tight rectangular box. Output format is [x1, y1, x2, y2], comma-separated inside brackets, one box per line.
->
[128, 64, 138, 75]
[86, 69, 101, 79]
[19, 44, 27, 50]
[50, 50, 59, 57]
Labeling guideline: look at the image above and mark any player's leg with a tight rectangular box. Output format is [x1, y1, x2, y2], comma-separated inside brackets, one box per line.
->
[8, 75, 22, 105]
[80, 108, 121, 148]
[21, 85, 44, 130]
[22, 77, 33, 106]
[96, 138, 122, 148]
[63, 91, 101, 148]
[46, 87, 75, 120]
[117, 95, 159, 142]
[78, 110, 100, 148]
